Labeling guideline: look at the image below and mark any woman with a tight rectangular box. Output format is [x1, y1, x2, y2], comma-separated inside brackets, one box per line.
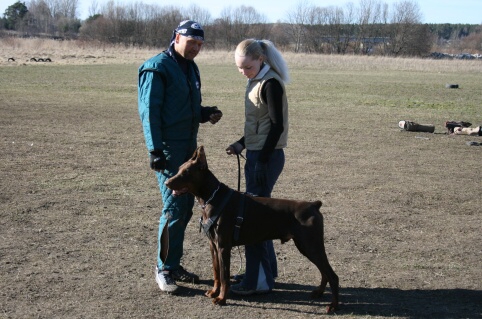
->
[226, 39, 290, 295]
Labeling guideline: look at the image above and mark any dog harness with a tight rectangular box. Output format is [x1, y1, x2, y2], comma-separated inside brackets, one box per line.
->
[199, 187, 234, 238]
[233, 195, 245, 241]
[198, 186, 246, 241]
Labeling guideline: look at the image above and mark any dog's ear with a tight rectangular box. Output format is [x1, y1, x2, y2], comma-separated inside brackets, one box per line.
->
[193, 145, 204, 160]
[191, 147, 200, 161]
[197, 146, 208, 170]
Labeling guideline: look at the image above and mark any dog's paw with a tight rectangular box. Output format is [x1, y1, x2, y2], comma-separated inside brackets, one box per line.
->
[205, 289, 219, 298]
[212, 297, 227, 306]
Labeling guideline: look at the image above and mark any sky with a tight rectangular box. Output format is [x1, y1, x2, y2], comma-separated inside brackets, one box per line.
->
[1, 0, 481, 25]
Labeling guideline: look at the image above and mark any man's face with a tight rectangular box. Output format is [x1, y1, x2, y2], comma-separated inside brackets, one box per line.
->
[174, 33, 204, 60]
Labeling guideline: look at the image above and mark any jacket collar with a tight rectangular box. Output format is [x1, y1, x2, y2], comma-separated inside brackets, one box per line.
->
[249, 63, 271, 83]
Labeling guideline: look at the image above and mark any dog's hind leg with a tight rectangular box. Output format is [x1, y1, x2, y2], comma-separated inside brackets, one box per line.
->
[312, 256, 339, 313]
[293, 237, 339, 313]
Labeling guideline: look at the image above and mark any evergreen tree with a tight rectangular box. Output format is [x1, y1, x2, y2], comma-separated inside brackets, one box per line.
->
[3, 1, 28, 30]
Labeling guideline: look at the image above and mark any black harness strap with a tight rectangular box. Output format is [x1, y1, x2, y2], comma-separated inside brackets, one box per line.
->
[199, 188, 234, 237]
[233, 194, 245, 241]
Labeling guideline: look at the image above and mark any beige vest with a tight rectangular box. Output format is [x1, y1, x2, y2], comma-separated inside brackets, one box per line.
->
[244, 66, 289, 150]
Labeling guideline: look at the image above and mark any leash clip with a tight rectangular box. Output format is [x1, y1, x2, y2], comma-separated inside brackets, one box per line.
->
[235, 216, 243, 228]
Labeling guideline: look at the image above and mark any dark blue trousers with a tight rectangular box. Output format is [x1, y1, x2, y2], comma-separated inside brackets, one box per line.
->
[242, 149, 285, 291]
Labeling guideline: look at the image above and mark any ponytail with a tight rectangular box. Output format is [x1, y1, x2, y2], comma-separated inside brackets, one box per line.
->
[235, 39, 290, 84]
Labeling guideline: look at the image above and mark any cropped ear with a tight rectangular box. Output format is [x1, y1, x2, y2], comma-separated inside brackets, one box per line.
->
[196, 145, 208, 170]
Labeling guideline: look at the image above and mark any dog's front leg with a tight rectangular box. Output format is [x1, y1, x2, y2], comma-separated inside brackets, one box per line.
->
[206, 240, 221, 299]
[212, 246, 231, 305]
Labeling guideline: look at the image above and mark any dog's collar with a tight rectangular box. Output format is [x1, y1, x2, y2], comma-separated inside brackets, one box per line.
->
[200, 183, 221, 209]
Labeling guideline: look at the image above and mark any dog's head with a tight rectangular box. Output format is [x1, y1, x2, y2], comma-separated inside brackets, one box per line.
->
[165, 145, 208, 197]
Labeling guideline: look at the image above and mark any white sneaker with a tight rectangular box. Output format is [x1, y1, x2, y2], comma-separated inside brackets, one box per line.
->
[155, 267, 178, 294]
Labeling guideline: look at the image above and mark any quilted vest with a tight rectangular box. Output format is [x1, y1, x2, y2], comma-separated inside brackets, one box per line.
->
[244, 66, 288, 150]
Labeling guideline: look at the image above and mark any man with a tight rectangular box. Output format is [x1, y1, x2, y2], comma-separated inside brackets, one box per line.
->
[138, 20, 222, 294]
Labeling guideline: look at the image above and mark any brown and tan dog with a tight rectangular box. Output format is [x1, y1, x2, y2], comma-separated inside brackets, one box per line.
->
[165, 146, 339, 312]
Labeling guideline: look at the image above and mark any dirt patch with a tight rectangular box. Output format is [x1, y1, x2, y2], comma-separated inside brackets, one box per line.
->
[0, 49, 481, 318]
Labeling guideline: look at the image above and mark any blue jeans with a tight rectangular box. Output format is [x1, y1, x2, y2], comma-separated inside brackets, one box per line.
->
[242, 149, 285, 291]
[156, 140, 196, 271]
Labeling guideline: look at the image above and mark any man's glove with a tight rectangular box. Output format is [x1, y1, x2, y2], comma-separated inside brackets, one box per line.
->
[254, 161, 268, 187]
[201, 106, 223, 124]
[149, 150, 166, 172]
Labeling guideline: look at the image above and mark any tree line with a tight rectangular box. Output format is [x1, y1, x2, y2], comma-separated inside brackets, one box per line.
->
[1, 0, 481, 56]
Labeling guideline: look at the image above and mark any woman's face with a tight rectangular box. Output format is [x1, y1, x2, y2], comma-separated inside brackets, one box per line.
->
[235, 53, 263, 79]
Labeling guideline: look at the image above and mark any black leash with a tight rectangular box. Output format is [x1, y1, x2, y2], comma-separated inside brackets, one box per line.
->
[234, 153, 246, 279]
[235, 153, 246, 191]
[236, 153, 241, 192]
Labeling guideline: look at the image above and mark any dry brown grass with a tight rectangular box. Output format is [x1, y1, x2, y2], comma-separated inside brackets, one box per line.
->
[2, 38, 482, 74]
[1, 37, 481, 319]
[0, 38, 158, 65]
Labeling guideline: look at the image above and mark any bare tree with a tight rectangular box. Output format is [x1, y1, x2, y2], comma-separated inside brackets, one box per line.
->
[269, 23, 291, 50]
[353, 0, 383, 54]
[285, 0, 314, 52]
[149, 5, 183, 46]
[301, 3, 357, 54]
[212, 6, 267, 50]
[325, 5, 354, 54]
[302, 6, 328, 53]
[27, 0, 79, 36]
[215, 7, 234, 49]
[26, 0, 54, 33]
[184, 4, 212, 27]
[337, 3, 357, 54]
[22, 0, 437, 56]
[87, 0, 99, 18]
[386, 0, 426, 56]
[232, 6, 267, 43]
[58, 0, 78, 19]
[79, 14, 109, 41]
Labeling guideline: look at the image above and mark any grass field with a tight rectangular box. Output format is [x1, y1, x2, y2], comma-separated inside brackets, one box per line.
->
[1, 40, 481, 318]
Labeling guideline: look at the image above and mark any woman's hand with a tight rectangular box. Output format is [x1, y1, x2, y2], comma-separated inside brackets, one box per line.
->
[226, 142, 244, 155]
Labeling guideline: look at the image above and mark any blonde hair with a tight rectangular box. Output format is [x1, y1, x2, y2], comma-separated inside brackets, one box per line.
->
[235, 39, 290, 84]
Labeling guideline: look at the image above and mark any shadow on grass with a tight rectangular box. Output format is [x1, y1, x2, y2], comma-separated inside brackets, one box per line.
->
[188, 281, 481, 318]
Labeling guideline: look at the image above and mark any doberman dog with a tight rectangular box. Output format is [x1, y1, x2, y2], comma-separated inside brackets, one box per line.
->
[165, 146, 339, 313]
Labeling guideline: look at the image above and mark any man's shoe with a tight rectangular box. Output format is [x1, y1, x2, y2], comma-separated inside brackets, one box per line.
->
[171, 266, 200, 284]
[155, 267, 179, 294]
[230, 283, 270, 296]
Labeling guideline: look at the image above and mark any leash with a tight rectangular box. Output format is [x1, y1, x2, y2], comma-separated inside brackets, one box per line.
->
[234, 153, 246, 279]
[237, 154, 241, 192]
[236, 153, 246, 192]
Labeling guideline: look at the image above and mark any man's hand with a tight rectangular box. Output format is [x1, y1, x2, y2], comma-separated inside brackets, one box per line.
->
[254, 161, 268, 187]
[209, 108, 223, 124]
[149, 150, 166, 172]
[201, 106, 223, 124]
